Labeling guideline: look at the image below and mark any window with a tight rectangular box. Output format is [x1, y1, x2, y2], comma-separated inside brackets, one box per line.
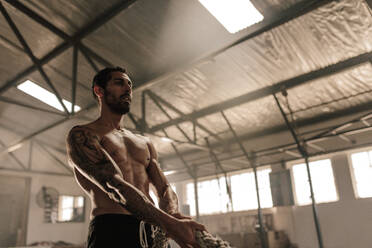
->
[231, 168, 273, 211]
[291, 159, 338, 206]
[186, 177, 230, 216]
[186, 168, 273, 215]
[350, 150, 372, 198]
[57, 195, 85, 222]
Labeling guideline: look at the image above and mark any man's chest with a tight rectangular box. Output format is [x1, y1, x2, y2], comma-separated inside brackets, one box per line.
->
[100, 132, 151, 170]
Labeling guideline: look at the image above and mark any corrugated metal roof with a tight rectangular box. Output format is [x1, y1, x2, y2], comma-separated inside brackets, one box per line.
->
[0, 0, 372, 180]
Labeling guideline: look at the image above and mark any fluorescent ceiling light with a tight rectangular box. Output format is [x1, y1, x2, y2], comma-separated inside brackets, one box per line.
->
[199, 0, 263, 33]
[17, 80, 81, 113]
[164, 170, 176, 176]
[161, 137, 173, 143]
[7, 143, 22, 153]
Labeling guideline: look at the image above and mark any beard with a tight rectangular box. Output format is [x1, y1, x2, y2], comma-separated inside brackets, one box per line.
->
[103, 90, 131, 115]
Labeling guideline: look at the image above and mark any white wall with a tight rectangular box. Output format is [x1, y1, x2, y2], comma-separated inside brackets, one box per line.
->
[0, 170, 90, 246]
[177, 150, 372, 248]
[280, 153, 372, 248]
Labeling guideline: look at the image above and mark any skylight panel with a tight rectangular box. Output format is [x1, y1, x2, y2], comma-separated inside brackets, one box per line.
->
[199, 0, 263, 33]
[17, 80, 81, 113]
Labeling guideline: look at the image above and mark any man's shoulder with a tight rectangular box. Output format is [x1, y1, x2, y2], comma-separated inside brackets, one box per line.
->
[126, 129, 151, 143]
[67, 124, 100, 145]
[69, 121, 100, 133]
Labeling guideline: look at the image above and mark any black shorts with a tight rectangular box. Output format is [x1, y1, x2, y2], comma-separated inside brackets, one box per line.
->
[87, 214, 154, 248]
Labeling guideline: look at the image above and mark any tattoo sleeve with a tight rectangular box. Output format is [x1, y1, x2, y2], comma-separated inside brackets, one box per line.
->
[66, 127, 174, 227]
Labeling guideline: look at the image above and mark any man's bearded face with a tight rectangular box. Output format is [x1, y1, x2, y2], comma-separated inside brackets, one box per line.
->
[103, 86, 131, 115]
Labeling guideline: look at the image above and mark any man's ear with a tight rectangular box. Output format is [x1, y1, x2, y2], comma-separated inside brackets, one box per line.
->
[93, 85, 104, 98]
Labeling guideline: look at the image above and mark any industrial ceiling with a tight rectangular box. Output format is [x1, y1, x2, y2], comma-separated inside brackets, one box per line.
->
[0, 0, 372, 182]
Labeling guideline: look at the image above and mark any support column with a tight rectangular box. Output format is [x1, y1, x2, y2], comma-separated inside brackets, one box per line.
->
[273, 93, 324, 248]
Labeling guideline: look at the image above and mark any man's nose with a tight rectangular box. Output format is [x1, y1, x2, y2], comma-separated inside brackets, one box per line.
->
[121, 83, 131, 93]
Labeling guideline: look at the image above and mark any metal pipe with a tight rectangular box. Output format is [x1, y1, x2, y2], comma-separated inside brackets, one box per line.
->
[71, 45, 78, 114]
[193, 174, 200, 221]
[205, 137, 233, 210]
[220, 111, 267, 248]
[251, 153, 268, 248]
[273, 93, 323, 248]
[304, 156, 324, 248]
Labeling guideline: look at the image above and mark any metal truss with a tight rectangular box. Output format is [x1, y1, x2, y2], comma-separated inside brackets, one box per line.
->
[169, 109, 372, 178]
[0, 0, 334, 147]
[164, 99, 372, 162]
[0, 124, 73, 176]
[1, 0, 367, 180]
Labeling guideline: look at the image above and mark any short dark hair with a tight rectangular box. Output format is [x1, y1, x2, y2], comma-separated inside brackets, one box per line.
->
[92, 66, 126, 100]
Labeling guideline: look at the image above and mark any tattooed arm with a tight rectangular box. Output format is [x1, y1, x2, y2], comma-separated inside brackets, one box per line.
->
[66, 126, 174, 226]
[146, 141, 179, 215]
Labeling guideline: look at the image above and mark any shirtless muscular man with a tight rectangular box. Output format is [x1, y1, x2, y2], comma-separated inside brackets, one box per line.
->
[66, 67, 205, 248]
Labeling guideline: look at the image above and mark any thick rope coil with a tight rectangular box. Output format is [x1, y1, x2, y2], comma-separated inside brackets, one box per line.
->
[150, 227, 234, 248]
[196, 230, 233, 248]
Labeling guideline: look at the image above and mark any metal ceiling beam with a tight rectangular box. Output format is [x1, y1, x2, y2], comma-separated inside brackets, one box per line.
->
[146, 90, 223, 142]
[1, 103, 96, 154]
[28, 140, 33, 170]
[147, 90, 193, 143]
[169, 138, 372, 182]
[4, 0, 115, 69]
[0, 96, 65, 116]
[365, 0, 372, 10]
[182, 123, 372, 171]
[0, 32, 91, 93]
[163, 93, 372, 161]
[162, 129, 195, 179]
[150, 51, 372, 133]
[0, 139, 26, 170]
[0, 0, 136, 94]
[36, 142, 73, 175]
[80, 46, 100, 73]
[79, 45, 113, 68]
[0, 2, 69, 113]
[0, 167, 72, 177]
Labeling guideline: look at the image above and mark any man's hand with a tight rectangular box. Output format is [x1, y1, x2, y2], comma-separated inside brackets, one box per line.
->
[166, 218, 206, 248]
[172, 212, 192, 220]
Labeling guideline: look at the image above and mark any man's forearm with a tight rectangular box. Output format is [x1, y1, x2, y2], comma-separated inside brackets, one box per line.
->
[159, 185, 179, 214]
[107, 175, 176, 229]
